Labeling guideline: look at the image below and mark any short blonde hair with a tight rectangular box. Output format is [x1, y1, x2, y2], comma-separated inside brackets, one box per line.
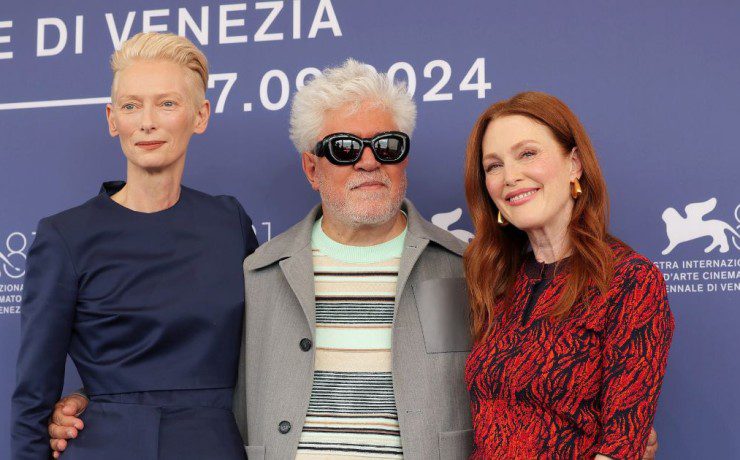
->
[110, 32, 209, 108]
[289, 59, 417, 153]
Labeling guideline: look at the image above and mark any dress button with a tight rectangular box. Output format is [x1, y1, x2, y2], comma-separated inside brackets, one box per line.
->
[299, 338, 312, 352]
[278, 420, 292, 434]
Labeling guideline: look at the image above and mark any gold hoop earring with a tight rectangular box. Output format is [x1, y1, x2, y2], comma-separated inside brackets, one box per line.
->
[497, 210, 508, 226]
[571, 178, 582, 199]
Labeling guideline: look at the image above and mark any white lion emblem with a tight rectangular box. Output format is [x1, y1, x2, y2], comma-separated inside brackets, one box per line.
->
[661, 197, 740, 255]
[431, 208, 474, 243]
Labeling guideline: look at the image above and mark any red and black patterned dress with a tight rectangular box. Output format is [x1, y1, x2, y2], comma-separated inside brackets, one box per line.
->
[465, 241, 674, 459]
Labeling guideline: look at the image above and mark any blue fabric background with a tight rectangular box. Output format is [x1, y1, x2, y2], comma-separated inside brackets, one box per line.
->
[1, 1, 738, 457]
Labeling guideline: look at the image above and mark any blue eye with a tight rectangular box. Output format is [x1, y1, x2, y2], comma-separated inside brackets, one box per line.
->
[521, 150, 537, 158]
[122, 103, 135, 110]
[162, 101, 176, 107]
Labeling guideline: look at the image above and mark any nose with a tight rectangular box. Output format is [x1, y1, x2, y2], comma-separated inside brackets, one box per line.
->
[140, 105, 157, 133]
[502, 161, 522, 187]
[354, 145, 380, 171]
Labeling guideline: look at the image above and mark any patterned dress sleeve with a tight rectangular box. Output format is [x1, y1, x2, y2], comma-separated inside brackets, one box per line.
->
[11, 218, 79, 459]
[596, 261, 675, 459]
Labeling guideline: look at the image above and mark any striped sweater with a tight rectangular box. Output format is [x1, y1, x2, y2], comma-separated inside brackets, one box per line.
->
[295, 218, 405, 459]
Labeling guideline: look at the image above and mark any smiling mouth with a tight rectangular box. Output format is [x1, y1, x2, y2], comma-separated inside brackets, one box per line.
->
[506, 189, 539, 204]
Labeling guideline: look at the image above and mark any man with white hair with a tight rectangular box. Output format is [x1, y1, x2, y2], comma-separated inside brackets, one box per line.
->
[232, 59, 473, 459]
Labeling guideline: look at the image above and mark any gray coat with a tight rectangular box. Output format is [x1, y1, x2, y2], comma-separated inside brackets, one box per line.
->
[234, 200, 473, 459]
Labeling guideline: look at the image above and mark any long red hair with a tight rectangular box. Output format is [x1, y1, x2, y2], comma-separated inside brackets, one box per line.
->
[464, 92, 615, 342]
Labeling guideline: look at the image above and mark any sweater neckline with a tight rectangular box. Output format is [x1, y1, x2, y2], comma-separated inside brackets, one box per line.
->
[311, 216, 407, 264]
[523, 252, 571, 281]
[98, 181, 185, 217]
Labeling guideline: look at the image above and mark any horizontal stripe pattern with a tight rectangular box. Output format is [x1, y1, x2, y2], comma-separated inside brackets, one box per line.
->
[297, 237, 402, 459]
[316, 303, 395, 325]
[308, 372, 397, 413]
[311, 250, 403, 269]
[314, 327, 392, 350]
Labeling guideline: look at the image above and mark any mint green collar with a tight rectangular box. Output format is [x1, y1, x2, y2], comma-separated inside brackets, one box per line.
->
[311, 216, 407, 263]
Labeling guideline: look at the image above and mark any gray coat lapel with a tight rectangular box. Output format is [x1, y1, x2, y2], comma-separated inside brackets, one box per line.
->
[279, 248, 316, 336]
[395, 200, 466, 317]
[245, 205, 321, 337]
[396, 230, 427, 318]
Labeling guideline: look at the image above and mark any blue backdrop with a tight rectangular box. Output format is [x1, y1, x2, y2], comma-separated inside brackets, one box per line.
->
[1, 1, 738, 458]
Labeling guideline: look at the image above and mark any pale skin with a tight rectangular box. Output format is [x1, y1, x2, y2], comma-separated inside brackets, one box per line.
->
[482, 114, 658, 459]
[482, 115, 581, 263]
[105, 59, 210, 212]
[46, 57, 210, 458]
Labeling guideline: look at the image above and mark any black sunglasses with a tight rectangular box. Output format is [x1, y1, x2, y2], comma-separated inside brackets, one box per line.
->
[313, 131, 410, 165]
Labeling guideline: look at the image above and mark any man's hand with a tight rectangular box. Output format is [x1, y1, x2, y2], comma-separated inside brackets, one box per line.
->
[642, 427, 658, 459]
[48, 394, 87, 458]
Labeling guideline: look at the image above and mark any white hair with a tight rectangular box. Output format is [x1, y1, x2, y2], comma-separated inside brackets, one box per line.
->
[289, 58, 417, 153]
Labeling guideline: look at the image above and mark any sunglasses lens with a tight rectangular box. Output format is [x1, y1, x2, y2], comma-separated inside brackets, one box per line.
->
[373, 135, 406, 161]
[329, 138, 362, 163]
[320, 133, 408, 165]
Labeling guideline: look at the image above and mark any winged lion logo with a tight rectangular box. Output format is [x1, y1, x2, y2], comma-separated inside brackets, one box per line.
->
[661, 198, 740, 255]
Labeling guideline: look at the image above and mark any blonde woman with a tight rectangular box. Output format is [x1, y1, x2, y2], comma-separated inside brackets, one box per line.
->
[11, 33, 257, 459]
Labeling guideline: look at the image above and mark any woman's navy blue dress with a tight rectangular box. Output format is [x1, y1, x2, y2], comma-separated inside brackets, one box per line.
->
[11, 182, 259, 460]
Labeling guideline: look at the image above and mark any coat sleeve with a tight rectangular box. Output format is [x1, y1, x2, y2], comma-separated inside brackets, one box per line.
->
[11, 218, 78, 460]
[596, 262, 674, 459]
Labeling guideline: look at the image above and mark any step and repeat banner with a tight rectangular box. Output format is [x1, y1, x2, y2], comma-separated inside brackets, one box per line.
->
[1, 1, 738, 458]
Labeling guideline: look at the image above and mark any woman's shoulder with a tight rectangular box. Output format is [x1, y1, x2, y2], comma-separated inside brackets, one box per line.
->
[603, 238, 670, 317]
[574, 239, 670, 332]
[181, 186, 250, 218]
[608, 237, 663, 285]
[181, 187, 257, 251]
[181, 185, 236, 206]
[37, 192, 113, 238]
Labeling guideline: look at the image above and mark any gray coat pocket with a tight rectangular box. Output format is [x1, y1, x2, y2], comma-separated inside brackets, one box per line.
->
[413, 277, 472, 353]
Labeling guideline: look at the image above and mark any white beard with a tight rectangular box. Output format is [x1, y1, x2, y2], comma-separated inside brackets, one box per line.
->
[316, 170, 407, 227]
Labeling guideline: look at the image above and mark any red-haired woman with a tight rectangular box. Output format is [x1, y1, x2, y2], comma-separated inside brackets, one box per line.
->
[463, 92, 674, 459]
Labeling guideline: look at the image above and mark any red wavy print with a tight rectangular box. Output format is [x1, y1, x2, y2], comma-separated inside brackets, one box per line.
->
[465, 241, 674, 459]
